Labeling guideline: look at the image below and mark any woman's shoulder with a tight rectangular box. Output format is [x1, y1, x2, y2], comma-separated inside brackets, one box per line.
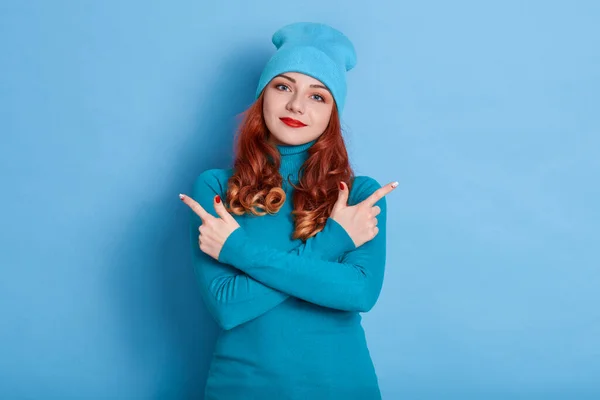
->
[191, 170, 384, 204]
[195, 167, 234, 182]
[192, 168, 234, 195]
[348, 175, 385, 206]
[351, 175, 382, 189]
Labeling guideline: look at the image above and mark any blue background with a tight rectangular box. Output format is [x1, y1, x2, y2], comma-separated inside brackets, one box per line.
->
[1, 1, 598, 398]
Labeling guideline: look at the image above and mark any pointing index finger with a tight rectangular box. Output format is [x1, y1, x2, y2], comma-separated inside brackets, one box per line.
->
[180, 194, 212, 222]
[362, 181, 398, 207]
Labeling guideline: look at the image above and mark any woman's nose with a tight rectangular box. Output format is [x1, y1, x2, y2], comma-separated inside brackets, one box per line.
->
[286, 95, 304, 114]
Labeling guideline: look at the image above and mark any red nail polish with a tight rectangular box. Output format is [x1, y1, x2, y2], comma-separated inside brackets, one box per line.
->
[215, 195, 221, 203]
[339, 182, 344, 190]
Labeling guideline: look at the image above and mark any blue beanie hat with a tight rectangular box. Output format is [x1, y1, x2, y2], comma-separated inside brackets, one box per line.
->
[255, 22, 357, 114]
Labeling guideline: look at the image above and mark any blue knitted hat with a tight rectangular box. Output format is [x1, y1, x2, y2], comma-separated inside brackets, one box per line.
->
[255, 22, 357, 114]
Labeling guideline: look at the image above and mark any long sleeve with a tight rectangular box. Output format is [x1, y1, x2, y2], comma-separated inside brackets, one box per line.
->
[189, 170, 356, 330]
[218, 177, 387, 313]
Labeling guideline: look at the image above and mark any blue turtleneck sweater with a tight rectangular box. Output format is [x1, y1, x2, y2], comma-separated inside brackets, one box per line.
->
[188, 139, 387, 399]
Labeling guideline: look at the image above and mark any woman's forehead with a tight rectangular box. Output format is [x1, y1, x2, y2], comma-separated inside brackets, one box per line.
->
[279, 72, 324, 84]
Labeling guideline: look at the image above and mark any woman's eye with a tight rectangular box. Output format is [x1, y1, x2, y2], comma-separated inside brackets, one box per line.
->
[275, 84, 324, 102]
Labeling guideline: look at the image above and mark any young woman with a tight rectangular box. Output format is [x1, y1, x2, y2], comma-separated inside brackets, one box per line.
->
[180, 22, 398, 400]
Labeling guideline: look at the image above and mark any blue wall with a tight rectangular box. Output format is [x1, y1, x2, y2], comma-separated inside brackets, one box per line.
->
[1, 1, 598, 398]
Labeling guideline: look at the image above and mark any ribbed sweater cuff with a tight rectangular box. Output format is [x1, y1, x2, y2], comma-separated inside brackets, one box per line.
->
[219, 227, 250, 267]
[320, 217, 356, 257]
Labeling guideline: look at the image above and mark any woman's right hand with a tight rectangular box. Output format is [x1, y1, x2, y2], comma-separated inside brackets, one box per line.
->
[330, 181, 398, 248]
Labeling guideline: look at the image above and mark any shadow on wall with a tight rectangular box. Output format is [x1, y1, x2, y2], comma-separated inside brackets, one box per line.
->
[109, 44, 271, 398]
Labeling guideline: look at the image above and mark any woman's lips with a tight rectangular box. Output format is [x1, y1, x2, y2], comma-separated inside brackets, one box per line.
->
[280, 117, 307, 127]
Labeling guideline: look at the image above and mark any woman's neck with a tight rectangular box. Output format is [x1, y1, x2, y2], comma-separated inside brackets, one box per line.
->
[276, 139, 317, 186]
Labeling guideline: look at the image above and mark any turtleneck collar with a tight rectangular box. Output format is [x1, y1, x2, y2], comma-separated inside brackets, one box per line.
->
[276, 139, 317, 187]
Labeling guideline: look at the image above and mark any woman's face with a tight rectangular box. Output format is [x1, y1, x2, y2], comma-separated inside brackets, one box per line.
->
[262, 72, 334, 146]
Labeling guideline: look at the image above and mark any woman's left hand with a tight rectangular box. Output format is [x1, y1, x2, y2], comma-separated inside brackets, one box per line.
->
[179, 193, 240, 261]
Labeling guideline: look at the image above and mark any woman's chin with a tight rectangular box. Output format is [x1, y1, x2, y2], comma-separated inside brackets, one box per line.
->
[269, 133, 294, 146]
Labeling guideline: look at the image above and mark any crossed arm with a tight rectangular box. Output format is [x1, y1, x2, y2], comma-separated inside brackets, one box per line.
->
[188, 171, 387, 330]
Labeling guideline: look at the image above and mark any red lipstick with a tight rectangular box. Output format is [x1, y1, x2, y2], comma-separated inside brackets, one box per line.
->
[280, 117, 307, 128]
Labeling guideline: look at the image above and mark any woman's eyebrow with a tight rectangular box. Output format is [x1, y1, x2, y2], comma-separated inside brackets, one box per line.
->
[276, 74, 331, 92]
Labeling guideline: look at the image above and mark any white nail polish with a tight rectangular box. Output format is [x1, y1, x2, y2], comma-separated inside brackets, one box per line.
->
[179, 194, 184, 199]
[391, 181, 399, 188]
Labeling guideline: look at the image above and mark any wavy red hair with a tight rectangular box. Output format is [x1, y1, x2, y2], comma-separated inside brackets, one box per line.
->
[224, 91, 355, 241]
